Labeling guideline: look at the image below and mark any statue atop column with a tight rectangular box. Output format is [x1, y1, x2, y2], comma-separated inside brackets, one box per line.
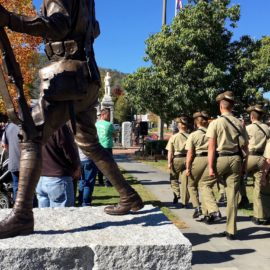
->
[104, 72, 111, 96]
[101, 71, 114, 122]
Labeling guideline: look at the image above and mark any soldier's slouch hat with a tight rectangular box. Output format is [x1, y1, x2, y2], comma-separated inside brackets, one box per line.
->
[175, 116, 189, 125]
[246, 104, 265, 114]
[216, 91, 235, 103]
[193, 111, 209, 119]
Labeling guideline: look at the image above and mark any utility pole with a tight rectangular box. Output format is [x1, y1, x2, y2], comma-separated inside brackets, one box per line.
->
[158, 0, 167, 140]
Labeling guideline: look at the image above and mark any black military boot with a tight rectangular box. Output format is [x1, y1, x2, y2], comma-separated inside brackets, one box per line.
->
[0, 142, 42, 239]
[193, 207, 202, 219]
[173, 193, 180, 204]
[238, 195, 249, 209]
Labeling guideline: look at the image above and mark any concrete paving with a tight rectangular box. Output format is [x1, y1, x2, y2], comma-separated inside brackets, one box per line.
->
[115, 153, 270, 270]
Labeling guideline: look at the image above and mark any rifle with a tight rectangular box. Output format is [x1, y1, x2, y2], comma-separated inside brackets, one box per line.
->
[0, 27, 38, 140]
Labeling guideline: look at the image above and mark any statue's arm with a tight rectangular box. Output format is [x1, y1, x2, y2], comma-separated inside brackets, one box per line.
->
[8, 0, 72, 40]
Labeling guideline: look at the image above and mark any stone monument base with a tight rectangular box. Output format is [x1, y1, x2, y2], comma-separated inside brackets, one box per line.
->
[0, 205, 192, 270]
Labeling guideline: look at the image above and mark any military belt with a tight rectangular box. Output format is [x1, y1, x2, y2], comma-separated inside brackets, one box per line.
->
[249, 151, 263, 156]
[217, 152, 241, 157]
[195, 152, 208, 157]
[45, 40, 83, 59]
[174, 154, 186, 158]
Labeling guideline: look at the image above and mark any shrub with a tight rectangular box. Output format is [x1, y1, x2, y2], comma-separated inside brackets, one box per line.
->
[144, 140, 168, 156]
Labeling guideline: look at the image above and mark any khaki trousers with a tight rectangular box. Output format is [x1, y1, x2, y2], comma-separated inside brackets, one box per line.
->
[200, 167, 219, 216]
[216, 156, 242, 235]
[188, 157, 207, 209]
[218, 182, 226, 195]
[247, 155, 270, 219]
[170, 157, 189, 205]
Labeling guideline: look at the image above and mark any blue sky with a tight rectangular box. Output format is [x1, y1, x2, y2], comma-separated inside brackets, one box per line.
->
[33, 0, 270, 74]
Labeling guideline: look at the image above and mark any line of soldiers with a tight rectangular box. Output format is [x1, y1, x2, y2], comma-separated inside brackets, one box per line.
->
[166, 91, 270, 240]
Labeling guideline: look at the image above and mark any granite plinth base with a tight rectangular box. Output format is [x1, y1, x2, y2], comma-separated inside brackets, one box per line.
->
[0, 205, 192, 270]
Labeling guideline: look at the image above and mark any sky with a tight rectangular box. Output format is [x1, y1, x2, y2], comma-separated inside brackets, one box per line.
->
[33, 0, 270, 74]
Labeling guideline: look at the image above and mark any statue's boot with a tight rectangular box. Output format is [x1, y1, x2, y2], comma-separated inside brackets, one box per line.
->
[97, 158, 143, 215]
[0, 142, 42, 239]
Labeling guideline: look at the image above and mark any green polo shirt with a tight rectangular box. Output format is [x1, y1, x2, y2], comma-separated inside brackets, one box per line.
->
[95, 120, 115, 148]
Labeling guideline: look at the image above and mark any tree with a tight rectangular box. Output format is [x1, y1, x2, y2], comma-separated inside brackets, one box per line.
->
[114, 94, 134, 123]
[250, 36, 270, 94]
[124, 0, 268, 121]
[0, 0, 42, 113]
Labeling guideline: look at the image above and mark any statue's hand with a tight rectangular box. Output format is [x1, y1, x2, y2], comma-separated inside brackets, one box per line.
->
[0, 5, 10, 27]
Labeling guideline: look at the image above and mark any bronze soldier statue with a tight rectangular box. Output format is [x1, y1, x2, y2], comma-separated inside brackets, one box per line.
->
[0, 0, 143, 239]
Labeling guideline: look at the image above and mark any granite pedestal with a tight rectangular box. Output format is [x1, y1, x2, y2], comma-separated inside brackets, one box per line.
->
[0, 205, 192, 270]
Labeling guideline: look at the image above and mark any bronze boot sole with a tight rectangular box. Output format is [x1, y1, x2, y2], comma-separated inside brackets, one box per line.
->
[104, 193, 144, 215]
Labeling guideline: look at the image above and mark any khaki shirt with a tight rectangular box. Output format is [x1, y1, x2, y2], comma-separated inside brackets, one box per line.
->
[264, 140, 270, 159]
[246, 121, 270, 153]
[185, 127, 208, 154]
[166, 131, 189, 155]
[206, 112, 248, 153]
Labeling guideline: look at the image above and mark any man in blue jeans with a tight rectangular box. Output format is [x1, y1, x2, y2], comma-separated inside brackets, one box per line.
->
[36, 124, 81, 208]
[78, 147, 97, 206]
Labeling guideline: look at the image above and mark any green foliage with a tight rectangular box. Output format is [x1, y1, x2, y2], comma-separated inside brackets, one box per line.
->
[124, 0, 270, 120]
[145, 140, 168, 156]
[251, 37, 270, 93]
[114, 94, 134, 123]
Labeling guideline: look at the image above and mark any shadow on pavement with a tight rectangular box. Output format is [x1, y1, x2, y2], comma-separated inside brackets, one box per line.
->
[184, 232, 213, 246]
[125, 170, 155, 174]
[192, 248, 255, 265]
[140, 180, 170, 185]
[237, 226, 270, 240]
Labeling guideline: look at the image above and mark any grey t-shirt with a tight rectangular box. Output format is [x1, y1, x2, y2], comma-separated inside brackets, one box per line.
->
[2, 123, 20, 172]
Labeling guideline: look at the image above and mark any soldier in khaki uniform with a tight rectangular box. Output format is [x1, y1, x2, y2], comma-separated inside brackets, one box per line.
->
[185, 111, 209, 218]
[166, 116, 190, 207]
[259, 141, 270, 224]
[246, 105, 270, 225]
[207, 91, 249, 240]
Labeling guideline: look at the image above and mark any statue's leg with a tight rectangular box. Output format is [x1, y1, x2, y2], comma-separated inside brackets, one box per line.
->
[0, 101, 70, 239]
[74, 85, 143, 215]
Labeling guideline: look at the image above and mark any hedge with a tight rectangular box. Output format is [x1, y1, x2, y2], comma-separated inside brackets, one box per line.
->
[144, 140, 168, 156]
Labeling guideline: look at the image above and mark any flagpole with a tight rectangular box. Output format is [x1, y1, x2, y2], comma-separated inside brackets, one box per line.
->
[158, 0, 167, 140]
[162, 0, 167, 25]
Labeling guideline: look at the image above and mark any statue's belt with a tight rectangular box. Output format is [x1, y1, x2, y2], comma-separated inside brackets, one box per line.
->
[45, 40, 83, 59]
